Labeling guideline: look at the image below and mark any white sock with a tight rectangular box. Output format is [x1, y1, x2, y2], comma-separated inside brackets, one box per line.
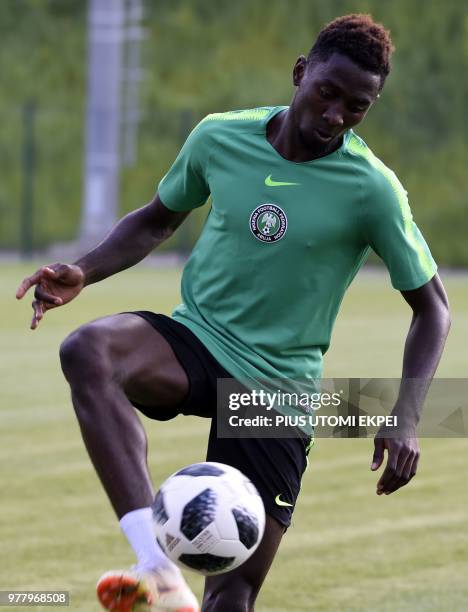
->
[120, 507, 172, 572]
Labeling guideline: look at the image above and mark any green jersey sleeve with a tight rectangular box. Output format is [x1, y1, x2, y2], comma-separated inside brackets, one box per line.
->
[157, 120, 211, 211]
[363, 166, 437, 291]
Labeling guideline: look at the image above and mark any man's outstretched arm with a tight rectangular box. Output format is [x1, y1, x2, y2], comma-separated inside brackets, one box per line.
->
[74, 194, 188, 285]
[16, 194, 187, 329]
[371, 273, 451, 494]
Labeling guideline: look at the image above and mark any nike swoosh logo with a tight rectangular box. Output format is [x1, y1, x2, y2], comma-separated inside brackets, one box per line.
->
[265, 174, 300, 187]
[275, 494, 294, 507]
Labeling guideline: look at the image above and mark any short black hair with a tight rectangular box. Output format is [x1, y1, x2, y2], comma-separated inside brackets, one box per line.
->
[307, 14, 394, 90]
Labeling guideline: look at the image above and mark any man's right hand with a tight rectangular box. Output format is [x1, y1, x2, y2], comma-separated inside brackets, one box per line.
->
[16, 263, 85, 330]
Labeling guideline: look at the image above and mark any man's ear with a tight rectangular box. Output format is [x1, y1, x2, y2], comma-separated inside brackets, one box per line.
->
[293, 55, 308, 87]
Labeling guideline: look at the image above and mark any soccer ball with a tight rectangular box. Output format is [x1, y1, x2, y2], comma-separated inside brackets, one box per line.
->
[152, 462, 265, 575]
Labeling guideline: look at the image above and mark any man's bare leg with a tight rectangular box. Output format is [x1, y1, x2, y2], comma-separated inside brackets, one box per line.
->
[59, 313, 188, 518]
[60, 313, 200, 611]
[202, 516, 285, 612]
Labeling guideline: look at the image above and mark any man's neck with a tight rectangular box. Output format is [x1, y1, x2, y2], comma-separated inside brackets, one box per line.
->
[266, 108, 343, 162]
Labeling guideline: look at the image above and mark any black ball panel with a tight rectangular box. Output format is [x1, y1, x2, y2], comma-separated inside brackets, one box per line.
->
[175, 464, 225, 477]
[180, 488, 217, 540]
[179, 552, 235, 573]
[232, 506, 259, 549]
[152, 489, 168, 525]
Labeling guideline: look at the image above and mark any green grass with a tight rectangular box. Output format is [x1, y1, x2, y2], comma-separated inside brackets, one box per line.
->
[2, 262, 468, 611]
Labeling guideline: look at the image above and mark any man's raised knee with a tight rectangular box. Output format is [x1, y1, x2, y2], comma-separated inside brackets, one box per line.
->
[59, 323, 111, 382]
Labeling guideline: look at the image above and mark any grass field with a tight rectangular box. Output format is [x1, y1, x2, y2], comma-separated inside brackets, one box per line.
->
[2, 262, 468, 611]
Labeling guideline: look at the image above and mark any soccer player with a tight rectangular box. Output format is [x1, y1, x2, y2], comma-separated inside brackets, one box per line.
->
[16, 14, 450, 612]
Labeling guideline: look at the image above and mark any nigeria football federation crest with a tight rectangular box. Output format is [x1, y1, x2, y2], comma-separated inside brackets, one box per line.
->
[249, 204, 287, 243]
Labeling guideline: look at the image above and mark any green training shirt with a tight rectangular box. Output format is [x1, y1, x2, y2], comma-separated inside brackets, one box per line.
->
[158, 106, 437, 382]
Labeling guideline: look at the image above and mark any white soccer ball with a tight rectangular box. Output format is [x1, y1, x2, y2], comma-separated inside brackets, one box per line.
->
[152, 462, 266, 575]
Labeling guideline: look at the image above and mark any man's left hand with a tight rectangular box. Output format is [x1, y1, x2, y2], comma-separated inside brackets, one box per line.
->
[371, 434, 420, 495]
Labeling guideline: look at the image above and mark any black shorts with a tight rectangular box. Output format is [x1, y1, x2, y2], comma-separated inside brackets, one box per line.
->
[129, 311, 311, 528]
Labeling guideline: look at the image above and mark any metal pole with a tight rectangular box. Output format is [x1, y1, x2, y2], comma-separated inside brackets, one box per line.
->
[20, 100, 36, 260]
[79, 0, 125, 247]
[122, 0, 144, 167]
